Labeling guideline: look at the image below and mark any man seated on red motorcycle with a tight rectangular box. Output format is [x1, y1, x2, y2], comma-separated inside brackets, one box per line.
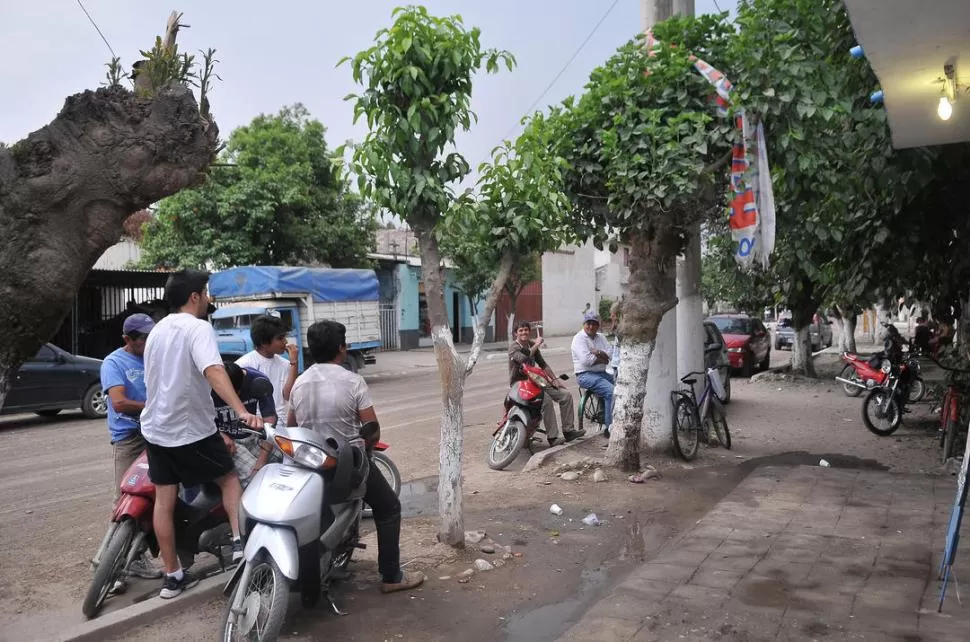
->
[509, 321, 585, 446]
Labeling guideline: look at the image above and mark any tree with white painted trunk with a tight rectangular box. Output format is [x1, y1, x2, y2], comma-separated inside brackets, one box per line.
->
[0, 12, 219, 413]
[550, 15, 736, 470]
[342, 7, 571, 546]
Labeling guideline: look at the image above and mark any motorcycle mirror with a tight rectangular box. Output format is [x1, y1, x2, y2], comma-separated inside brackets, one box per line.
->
[249, 378, 274, 398]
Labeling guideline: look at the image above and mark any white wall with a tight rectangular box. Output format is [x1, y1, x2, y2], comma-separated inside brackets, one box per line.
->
[541, 241, 597, 336]
[94, 239, 142, 270]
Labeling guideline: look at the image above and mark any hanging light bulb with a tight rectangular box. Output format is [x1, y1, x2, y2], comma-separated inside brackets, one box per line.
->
[938, 96, 953, 121]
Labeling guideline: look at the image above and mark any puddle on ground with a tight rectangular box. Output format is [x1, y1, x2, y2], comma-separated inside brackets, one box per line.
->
[399, 475, 438, 518]
[740, 451, 889, 472]
[502, 565, 609, 642]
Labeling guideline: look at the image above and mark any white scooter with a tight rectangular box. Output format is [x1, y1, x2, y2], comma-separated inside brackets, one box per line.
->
[220, 424, 370, 642]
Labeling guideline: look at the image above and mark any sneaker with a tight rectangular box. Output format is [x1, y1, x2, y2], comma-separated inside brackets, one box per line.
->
[128, 555, 163, 580]
[548, 437, 565, 447]
[159, 571, 200, 599]
[381, 570, 425, 594]
[563, 429, 586, 442]
[603, 428, 611, 439]
[232, 538, 244, 563]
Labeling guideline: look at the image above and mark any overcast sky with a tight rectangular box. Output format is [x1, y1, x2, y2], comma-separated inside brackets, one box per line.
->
[2, 0, 734, 174]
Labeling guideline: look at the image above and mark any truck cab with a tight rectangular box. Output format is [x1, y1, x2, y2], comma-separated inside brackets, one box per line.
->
[212, 302, 304, 369]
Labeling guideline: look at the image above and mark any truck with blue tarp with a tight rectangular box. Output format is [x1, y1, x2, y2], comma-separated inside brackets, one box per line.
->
[208, 266, 381, 372]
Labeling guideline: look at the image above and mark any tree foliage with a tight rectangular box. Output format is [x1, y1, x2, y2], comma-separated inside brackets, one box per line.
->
[701, 227, 775, 315]
[139, 105, 377, 269]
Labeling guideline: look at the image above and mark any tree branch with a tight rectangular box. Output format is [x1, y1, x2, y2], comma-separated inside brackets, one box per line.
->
[702, 150, 733, 175]
[466, 252, 516, 375]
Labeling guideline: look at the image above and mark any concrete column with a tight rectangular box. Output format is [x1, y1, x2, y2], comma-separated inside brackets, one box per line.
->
[677, 228, 704, 386]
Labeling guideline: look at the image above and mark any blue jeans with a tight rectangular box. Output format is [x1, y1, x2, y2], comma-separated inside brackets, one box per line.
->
[577, 371, 615, 428]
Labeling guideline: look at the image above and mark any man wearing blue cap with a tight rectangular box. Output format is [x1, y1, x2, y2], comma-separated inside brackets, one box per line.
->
[571, 312, 615, 437]
[98, 313, 162, 580]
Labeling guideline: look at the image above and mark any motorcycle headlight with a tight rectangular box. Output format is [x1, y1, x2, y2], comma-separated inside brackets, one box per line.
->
[881, 362, 892, 374]
[527, 371, 549, 388]
[274, 436, 335, 470]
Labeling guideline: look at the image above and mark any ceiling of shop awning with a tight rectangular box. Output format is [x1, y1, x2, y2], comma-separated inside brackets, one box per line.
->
[843, 0, 970, 149]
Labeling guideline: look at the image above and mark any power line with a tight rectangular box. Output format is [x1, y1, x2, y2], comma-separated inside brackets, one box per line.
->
[77, 0, 117, 59]
[494, 0, 622, 147]
[712, 0, 723, 12]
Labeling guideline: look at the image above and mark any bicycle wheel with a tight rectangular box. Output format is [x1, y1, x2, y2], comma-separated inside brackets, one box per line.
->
[578, 391, 604, 434]
[706, 399, 732, 450]
[672, 395, 700, 461]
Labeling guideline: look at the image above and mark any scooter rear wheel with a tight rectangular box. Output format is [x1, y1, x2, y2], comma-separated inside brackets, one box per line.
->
[487, 419, 528, 470]
[82, 518, 135, 619]
[221, 556, 289, 642]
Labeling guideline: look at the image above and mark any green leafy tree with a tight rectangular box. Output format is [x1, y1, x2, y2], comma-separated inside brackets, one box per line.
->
[139, 105, 377, 269]
[701, 229, 775, 315]
[551, 15, 736, 469]
[343, 6, 571, 545]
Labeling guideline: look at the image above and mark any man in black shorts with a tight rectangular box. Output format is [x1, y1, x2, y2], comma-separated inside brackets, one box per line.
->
[140, 270, 261, 599]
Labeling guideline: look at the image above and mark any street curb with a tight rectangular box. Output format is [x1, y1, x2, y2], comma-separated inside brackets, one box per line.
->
[56, 573, 228, 642]
[522, 433, 601, 472]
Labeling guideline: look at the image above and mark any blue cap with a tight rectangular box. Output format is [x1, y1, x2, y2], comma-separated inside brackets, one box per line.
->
[123, 313, 155, 335]
[583, 312, 600, 324]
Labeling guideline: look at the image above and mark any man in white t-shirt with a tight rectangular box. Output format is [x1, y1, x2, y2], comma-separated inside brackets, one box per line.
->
[235, 314, 298, 416]
[571, 312, 615, 437]
[141, 269, 261, 599]
[288, 320, 424, 594]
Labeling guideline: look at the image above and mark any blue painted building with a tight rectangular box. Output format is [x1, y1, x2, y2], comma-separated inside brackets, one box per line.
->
[373, 255, 493, 350]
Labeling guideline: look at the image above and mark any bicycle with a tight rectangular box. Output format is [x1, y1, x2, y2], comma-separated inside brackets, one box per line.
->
[578, 387, 606, 435]
[670, 368, 731, 461]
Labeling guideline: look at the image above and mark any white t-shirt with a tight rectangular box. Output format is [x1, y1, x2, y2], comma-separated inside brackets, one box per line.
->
[141, 313, 223, 447]
[290, 364, 371, 449]
[236, 350, 290, 414]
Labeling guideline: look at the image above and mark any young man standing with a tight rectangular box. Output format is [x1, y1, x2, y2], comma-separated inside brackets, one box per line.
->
[288, 320, 424, 594]
[140, 269, 261, 599]
[236, 315, 298, 417]
[99, 313, 162, 580]
[508, 321, 584, 446]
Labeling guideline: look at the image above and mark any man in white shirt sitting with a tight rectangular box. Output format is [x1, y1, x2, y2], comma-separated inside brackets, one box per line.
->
[236, 314, 298, 416]
[141, 269, 262, 599]
[571, 312, 615, 437]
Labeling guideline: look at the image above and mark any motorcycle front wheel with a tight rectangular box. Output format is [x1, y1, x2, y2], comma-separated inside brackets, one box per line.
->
[82, 518, 135, 619]
[862, 388, 901, 436]
[839, 364, 863, 397]
[487, 419, 527, 470]
[221, 557, 289, 642]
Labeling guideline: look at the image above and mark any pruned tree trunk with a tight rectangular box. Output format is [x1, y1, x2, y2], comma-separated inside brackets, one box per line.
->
[605, 229, 678, 471]
[414, 225, 514, 546]
[833, 305, 857, 353]
[875, 299, 891, 342]
[0, 83, 218, 411]
[790, 293, 818, 377]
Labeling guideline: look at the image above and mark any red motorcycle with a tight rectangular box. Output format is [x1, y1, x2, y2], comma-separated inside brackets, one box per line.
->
[836, 351, 925, 402]
[82, 450, 233, 619]
[486, 363, 568, 470]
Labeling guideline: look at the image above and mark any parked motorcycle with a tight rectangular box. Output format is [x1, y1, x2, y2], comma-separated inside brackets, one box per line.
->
[486, 363, 569, 470]
[837, 351, 925, 402]
[221, 424, 371, 642]
[860, 352, 922, 436]
[82, 450, 234, 619]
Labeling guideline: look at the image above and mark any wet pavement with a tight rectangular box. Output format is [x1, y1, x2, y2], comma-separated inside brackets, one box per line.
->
[558, 465, 970, 641]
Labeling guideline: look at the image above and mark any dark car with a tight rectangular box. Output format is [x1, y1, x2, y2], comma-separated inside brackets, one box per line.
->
[708, 314, 771, 377]
[775, 313, 833, 351]
[703, 320, 732, 403]
[2, 343, 107, 418]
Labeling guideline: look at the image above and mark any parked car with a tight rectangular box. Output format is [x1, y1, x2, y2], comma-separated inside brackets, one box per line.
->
[774, 314, 833, 351]
[1, 344, 107, 418]
[703, 320, 732, 403]
[708, 314, 771, 377]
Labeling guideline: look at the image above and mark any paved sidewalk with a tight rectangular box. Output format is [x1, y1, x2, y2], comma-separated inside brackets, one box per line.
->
[559, 466, 970, 641]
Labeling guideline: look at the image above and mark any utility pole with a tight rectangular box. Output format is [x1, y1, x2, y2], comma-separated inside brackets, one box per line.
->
[640, 0, 696, 451]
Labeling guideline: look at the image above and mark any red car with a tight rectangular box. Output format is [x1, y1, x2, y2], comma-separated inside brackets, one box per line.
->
[707, 314, 772, 377]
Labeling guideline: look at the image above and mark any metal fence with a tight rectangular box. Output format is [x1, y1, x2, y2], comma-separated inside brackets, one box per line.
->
[379, 303, 399, 351]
